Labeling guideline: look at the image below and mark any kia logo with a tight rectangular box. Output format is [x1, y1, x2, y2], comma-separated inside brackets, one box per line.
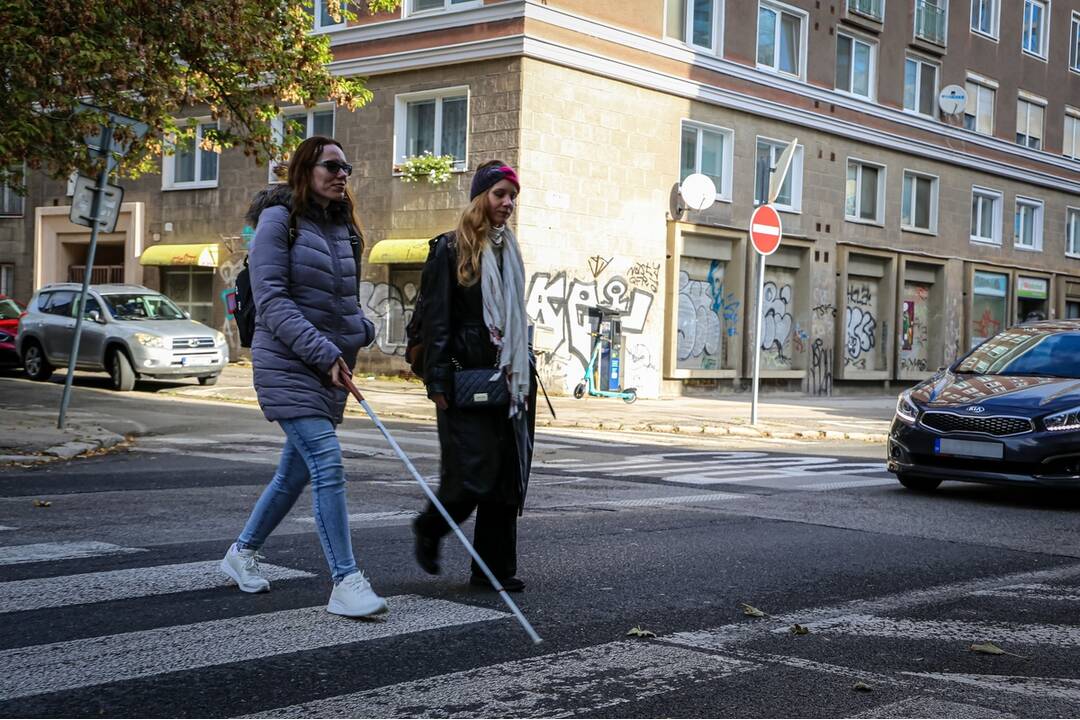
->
[967, 405, 986, 414]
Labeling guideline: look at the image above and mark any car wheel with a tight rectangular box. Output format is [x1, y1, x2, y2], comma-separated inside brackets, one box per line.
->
[22, 341, 53, 382]
[197, 374, 219, 386]
[897, 474, 942, 492]
[107, 349, 136, 392]
[573, 382, 586, 399]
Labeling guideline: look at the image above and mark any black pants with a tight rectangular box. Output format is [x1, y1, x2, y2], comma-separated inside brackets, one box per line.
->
[415, 496, 518, 579]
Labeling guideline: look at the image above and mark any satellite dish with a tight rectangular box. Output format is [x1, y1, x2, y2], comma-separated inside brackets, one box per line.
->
[679, 173, 717, 212]
[938, 84, 967, 116]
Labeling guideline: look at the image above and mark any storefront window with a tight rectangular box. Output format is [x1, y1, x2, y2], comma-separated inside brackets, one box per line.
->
[971, 270, 1008, 347]
[162, 268, 214, 326]
[676, 257, 730, 371]
[899, 281, 931, 374]
[1016, 276, 1049, 323]
[844, 275, 885, 371]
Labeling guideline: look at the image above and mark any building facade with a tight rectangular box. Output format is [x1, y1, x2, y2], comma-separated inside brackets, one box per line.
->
[2, 0, 1078, 397]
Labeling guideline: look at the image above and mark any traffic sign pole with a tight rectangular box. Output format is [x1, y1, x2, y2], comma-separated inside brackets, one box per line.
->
[748, 204, 783, 426]
[751, 251, 766, 425]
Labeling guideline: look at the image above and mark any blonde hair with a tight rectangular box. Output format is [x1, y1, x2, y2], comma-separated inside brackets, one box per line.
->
[455, 192, 491, 287]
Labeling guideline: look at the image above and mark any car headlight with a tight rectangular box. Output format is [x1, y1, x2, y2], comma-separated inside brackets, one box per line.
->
[896, 392, 919, 424]
[0, 331, 11, 343]
[213, 330, 226, 346]
[1044, 406, 1080, 432]
[134, 332, 166, 348]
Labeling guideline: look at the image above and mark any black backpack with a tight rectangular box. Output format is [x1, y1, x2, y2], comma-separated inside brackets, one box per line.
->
[234, 218, 362, 349]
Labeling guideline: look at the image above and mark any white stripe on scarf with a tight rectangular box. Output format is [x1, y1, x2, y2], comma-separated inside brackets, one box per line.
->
[481, 225, 529, 416]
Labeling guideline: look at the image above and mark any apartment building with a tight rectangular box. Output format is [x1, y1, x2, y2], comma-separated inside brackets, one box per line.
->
[1, 0, 1078, 397]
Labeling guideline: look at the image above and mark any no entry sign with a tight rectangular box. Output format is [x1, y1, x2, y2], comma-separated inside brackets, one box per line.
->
[750, 205, 782, 255]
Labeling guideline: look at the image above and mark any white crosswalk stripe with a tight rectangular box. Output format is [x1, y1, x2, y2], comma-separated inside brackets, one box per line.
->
[0, 541, 146, 567]
[1, 595, 507, 700]
[792, 613, 1080, 647]
[0, 561, 315, 613]
[0, 526, 15, 531]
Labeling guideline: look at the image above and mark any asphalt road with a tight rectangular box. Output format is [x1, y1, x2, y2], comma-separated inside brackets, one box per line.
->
[2, 377, 1080, 717]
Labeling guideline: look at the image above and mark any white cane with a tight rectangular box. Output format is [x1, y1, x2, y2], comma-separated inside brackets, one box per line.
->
[342, 375, 542, 645]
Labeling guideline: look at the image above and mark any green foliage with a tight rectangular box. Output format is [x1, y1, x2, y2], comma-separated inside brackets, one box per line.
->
[395, 152, 456, 185]
[0, 0, 401, 187]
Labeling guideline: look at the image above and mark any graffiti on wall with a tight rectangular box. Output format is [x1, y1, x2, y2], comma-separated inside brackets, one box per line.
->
[358, 281, 418, 357]
[899, 283, 930, 373]
[674, 259, 739, 371]
[759, 273, 806, 370]
[217, 252, 246, 350]
[627, 262, 661, 293]
[844, 281, 879, 370]
[588, 255, 612, 278]
[810, 338, 833, 396]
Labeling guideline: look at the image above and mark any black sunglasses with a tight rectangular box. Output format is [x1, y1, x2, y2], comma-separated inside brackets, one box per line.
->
[316, 160, 353, 176]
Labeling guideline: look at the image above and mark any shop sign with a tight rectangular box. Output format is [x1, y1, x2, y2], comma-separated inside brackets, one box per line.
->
[1016, 276, 1048, 299]
[973, 271, 1007, 297]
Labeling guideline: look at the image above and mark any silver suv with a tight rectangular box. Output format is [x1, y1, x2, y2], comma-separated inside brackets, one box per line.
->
[17, 283, 228, 391]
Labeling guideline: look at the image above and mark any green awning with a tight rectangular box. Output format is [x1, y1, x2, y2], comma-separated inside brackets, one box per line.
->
[368, 239, 430, 264]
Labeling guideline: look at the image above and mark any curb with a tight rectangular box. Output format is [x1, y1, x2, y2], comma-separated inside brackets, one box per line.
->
[0, 430, 127, 466]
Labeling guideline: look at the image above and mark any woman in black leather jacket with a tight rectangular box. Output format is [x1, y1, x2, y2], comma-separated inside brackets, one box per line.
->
[412, 160, 537, 592]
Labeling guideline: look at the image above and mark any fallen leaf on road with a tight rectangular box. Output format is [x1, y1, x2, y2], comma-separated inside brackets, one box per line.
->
[790, 623, 810, 635]
[740, 603, 769, 618]
[626, 625, 656, 638]
[853, 681, 873, 692]
[32, 499, 51, 508]
[969, 642, 1029, 660]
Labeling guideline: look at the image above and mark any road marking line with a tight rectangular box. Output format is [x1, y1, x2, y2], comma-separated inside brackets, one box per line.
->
[663, 472, 787, 485]
[0, 595, 506, 700]
[853, 696, 1016, 719]
[244, 640, 758, 719]
[790, 613, 1080, 647]
[586, 493, 746, 509]
[0, 542, 146, 567]
[292, 511, 417, 526]
[797, 479, 896, 491]
[0, 561, 314, 613]
[0, 526, 15, 532]
[971, 583, 1080, 602]
[907, 673, 1080, 703]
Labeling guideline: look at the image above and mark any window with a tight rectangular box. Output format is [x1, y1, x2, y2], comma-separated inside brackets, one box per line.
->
[269, 105, 336, 180]
[1071, 13, 1080, 73]
[163, 119, 219, 189]
[757, 2, 805, 78]
[313, 0, 346, 30]
[903, 56, 938, 117]
[42, 291, 76, 317]
[847, 0, 883, 21]
[1021, 0, 1048, 59]
[1014, 197, 1044, 250]
[970, 0, 999, 38]
[963, 80, 995, 135]
[1, 165, 23, 216]
[845, 159, 885, 224]
[406, 0, 481, 14]
[162, 268, 215, 326]
[754, 138, 803, 211]
[1067, 207, 1080, 257]
[915, 0, 948, 45]
[680, 121, 733, 202]
[665, 0, 721, 52]
[970, 187, 1002, 244]
[1016, 97, 1044, 149]
[835, 33, 875, 99]
[901, 170, 938, 232]
[0, 265, 12, 296]
[1066, 110, 1080, 160]
[394, 87, 468, 170]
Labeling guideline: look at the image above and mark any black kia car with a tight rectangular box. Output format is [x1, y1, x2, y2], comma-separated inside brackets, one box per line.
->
[888, 320, 1080, 491]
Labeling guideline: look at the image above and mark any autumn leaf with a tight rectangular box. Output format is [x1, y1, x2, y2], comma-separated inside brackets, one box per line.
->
[32, 499, 52, 508]
[969, 642, 1029, 660]
[740, 603, 769, 618]
[790, 623, 810, 635]
[853, 681, 873, 692]
[626, 625, 657, 639]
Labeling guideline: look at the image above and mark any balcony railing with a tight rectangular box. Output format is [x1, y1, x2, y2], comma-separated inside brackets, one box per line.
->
[67, 265, 124, 284]
[914, 0, 947, 45]
[847, 0, 884, 21]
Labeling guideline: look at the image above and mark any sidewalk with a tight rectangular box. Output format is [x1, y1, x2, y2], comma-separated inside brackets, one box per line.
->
[159, 363, 897, 443]
[0, 409, 127, 465]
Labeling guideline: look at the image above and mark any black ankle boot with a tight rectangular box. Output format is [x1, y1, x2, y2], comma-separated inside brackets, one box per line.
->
[469, 574, 525, 592]
[412, 521, 440, 575]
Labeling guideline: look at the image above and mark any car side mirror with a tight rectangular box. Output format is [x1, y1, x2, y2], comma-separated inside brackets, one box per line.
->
[87, 310, 103, 324]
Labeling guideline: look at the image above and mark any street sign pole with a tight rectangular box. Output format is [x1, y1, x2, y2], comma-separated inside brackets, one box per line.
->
[748, 204, 783, 426]
[750, 250, 767, 425]
[58, 125, 112, 430]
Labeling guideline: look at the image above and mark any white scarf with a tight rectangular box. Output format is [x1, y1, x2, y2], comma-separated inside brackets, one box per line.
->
[481, 225, 529, 416]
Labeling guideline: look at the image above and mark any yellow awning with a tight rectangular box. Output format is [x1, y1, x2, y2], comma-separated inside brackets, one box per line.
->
[140, 243, 223, 268]
[368, 239, 431, 264]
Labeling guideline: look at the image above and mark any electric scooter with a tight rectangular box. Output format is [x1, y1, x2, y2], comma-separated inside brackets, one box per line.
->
[573, 332, 637, 403]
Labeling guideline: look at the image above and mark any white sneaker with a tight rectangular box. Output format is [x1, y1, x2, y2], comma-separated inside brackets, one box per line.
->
[327, 571, 388, 617]
[220, 543, 270, 593]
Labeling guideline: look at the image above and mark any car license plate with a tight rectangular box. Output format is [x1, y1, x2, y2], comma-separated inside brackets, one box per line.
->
[934, 438, 1003, 460]
[180, 356, 214, 367]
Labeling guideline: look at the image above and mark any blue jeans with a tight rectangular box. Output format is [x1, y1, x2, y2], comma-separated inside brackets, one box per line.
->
[237, 417, 358, 582]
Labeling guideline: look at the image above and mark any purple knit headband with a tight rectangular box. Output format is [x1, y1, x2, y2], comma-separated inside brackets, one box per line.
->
[470, 164, 520, 200]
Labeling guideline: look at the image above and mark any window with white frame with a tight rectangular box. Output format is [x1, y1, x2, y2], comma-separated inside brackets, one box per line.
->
[665, 0, 722, 52]
[269, 105, 336, 180]
[1067, 207, 1080, 256]
[901, 170, 938, 232]
[1070, 13, 1080, 73]
[394, 87, 468, 169]
[970, 187, 1002, 244]
[1014, 197, 1044, 250]
[163, 120, 219, 189]
[1016, 97, 1045, 149]
[754, 138, 803, 211]
[0, 264, 12, 296]
[963, 79, 995, 135]
[845, 159, 885, 224]
[1065, 109, 1080, 160]
[406, 0, 481, 15]
[970, 0, 999, 38]
[313, 0, 347, 30]
[1, 164, 23, 216]
[757, 1, 806, 78]
[835, 33, 875, 99]
[1021, 0, 1049, 59]
[679, 120, 734, 202]
[903, 56, 938, 117]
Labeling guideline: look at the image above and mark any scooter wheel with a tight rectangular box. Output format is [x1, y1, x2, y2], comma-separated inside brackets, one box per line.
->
[622, 388, 638, 404]
[573, 383, 586, 399]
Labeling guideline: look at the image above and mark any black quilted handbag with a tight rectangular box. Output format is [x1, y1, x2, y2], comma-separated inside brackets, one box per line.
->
[452, 366, 509, 408]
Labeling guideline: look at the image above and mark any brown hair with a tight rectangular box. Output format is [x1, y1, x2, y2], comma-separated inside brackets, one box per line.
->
[455, 159, 510, 286]
[286, 136, 364, 251]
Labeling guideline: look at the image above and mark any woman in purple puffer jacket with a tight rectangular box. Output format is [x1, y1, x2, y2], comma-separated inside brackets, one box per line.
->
[219, 136, 387, 619]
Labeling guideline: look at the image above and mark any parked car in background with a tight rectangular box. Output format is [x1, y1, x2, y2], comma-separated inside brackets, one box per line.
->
[0, 296, 25, 368]
[16, 283, 228, 391]
[888, 320, 1080, 491]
